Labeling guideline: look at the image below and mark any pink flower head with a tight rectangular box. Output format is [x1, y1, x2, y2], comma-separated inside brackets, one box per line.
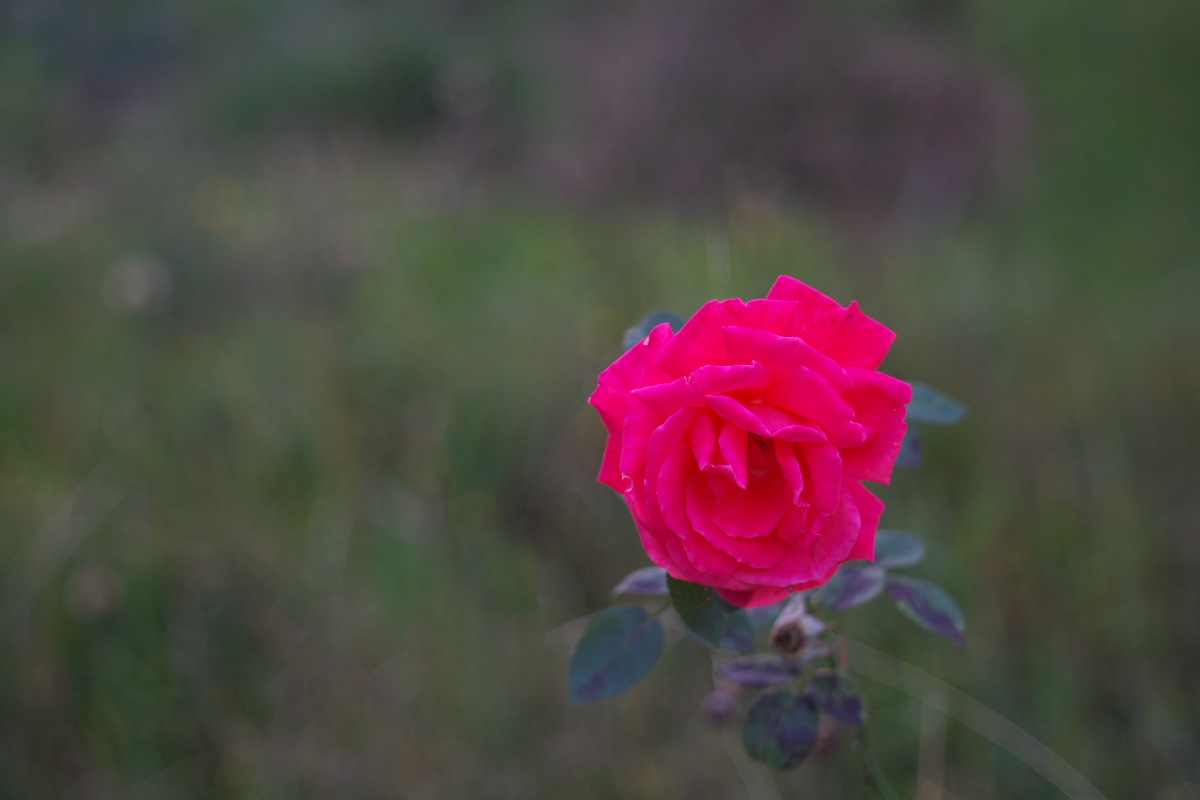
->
[590, 276, 911, 608]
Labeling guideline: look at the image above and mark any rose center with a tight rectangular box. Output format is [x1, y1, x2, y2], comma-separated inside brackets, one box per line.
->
[747, 433, 774, 481]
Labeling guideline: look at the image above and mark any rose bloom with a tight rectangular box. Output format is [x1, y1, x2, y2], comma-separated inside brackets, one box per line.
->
[590, 276, 911, 608]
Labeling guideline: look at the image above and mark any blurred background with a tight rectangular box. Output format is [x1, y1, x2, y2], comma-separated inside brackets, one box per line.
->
[0, 0, 1197, 797]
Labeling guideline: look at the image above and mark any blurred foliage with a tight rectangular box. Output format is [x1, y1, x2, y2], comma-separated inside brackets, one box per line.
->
[0, 0, 1198, 798]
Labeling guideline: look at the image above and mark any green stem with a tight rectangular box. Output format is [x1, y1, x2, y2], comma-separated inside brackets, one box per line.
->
[859, 727, 903, 800]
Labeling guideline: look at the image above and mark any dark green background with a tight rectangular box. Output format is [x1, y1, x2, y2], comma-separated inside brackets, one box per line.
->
[0, 0, 1197, 797]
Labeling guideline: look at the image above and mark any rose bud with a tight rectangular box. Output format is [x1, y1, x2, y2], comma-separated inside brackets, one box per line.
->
[700, 684, 740, 726]
[590, 276, 910, 609]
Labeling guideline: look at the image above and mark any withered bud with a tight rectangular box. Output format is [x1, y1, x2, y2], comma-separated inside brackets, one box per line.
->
[770, 593, 825, 654]
[771, 620, 807, 653]
[700, 684, 740, 726]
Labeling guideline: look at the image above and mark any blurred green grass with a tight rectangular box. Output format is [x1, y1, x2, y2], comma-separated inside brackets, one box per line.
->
[0, 0, 1199, 798]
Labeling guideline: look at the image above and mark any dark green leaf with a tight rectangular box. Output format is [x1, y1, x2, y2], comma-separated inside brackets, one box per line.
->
[886, 576, 965, 646]
[668, 576, 726, 647]
[623, 311, 684, 351]
[808, 672, 865, 726]
[746, 599, 786, 631]
[896, 426, 922, 468]
[815, 563, 886, 611]
[873, 531, 926, 568]
[714, 594, 741, 614]
[907, 382, 966, 425]
[569, 606, 664, 704]
[721, 609, 755, 652]
[611, 566, 668, 596]
[743, 688, 819, 770]
[723, 655, 800, 688]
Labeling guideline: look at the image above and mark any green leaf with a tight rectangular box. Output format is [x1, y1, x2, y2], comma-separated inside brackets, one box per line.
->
[743, 688, 820, 770]
[569, 606, 664, 704]
[814, 562, 886, 611]
[721, 609, 755, 653]
[873, 531, 926, 568]
[896, 426, 922, 468]
[746, 599, 786, 631]
[907, 382, 966, 425]
[623, 311, 684, 351]
[714, 594, 741, 614]
[808, 672, 865, 726]
[611, 566, 669, 596]
[667, 576, 727, 648]
[886, 576, 965, 646]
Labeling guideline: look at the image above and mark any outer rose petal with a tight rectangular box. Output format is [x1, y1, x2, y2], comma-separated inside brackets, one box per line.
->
[653, 299, 746, 377]
[591, 322, 674, 489]
[766, 274, 847, 313]
[840, 413, 907, 484]
[715, 586, 792, 609]
[766, 275, 896, 369]
[839, 369, 913, 484]
[845, 481, 885, 562]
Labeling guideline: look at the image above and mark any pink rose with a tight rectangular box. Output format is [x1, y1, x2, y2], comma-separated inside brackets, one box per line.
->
[590, 276, 912, 608]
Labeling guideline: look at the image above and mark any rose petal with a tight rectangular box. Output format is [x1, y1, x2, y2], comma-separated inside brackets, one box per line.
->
[689, 413, 716, 471]
[653, 299, 747, 377]
[686, 473, 789, 568]
[629, 508, 674, 569]
[704, 395, 827, 443]
[657, 441, 699, 541]
[763, 365, 866, 448]
[805, 483, 865, 581]
[766, 277, 896, 369]
[797, 301, 895, 370]
[844, 368, 913, 407]
[839, 370, 912, 484]
[840, 414, 907, 484]
[709, 453, 789, 538]
[642, 407, 699, 532]
[742, 298, 802, 334]
[688, 361, 773, 396]
[618, 401, 662, 495]
[668, 519, 741, 580]
[591, 322, 674, 489]
[774, 440, 805, 505]
[717, 421, 749, 489]
[715, 585, 793, 609]
[799, 442, 843, 516]
[844, 481, 884, 562]
[631, 362, 772, 416]
[734, 482, 862, 589]
[721, 325, 851, 391]
[766, 274, 845, 312]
